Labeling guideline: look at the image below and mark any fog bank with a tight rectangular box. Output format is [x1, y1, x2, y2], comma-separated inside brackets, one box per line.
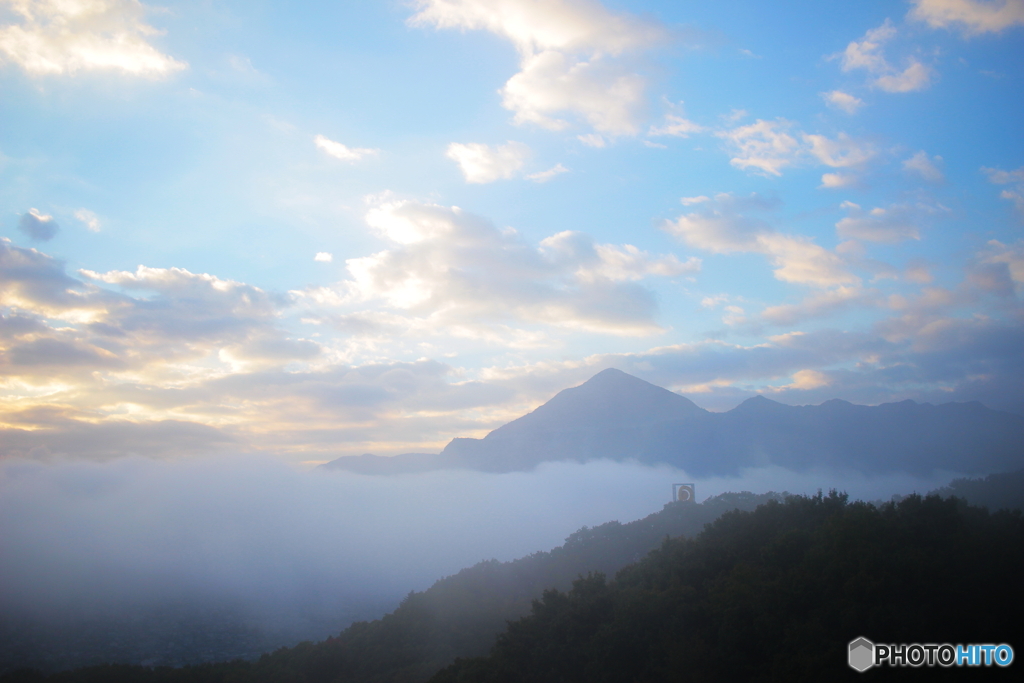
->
[0, 455, 960, 668]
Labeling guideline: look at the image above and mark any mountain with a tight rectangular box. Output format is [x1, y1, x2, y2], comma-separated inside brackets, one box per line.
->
[441, 368, 706, 471]
[324, 369, 1024, 477]
[430, 492, 1024, 683]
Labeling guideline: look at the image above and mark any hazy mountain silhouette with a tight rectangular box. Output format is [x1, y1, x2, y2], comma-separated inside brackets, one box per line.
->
[325, 368, 1024, 476]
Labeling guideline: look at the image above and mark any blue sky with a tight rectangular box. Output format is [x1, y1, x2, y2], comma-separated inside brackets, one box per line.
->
[1, 0, 1022, 465]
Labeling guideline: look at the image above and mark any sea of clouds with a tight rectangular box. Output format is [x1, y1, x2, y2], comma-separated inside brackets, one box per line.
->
[0, 454, 963, 664]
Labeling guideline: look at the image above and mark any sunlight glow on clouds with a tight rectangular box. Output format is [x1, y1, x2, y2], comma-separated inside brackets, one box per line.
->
[0, 0, 187, 77]
[300, 198, 694, 337]
[412, 0, 666, 136]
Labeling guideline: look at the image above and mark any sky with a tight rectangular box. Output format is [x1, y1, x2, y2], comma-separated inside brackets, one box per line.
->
[2, 0, 1023, 466]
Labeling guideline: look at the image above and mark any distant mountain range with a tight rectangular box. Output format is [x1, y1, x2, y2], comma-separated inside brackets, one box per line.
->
[324, 368, 1024, 477]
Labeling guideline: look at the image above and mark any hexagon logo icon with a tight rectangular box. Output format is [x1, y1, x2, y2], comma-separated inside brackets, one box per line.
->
[849, 637, 874, 672]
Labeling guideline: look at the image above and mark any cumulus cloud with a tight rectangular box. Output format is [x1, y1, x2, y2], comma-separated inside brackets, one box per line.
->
[663, 193, 857, 287]
[446, 141, 530, 183]
[300, 199, 697, 338]
[822, 90, 864, 114]
[17, 208, 58, 241]
[314, 135, 379, 162]
[717, 121, 874, 178]
[903, 151, 945, 182]
[835, 201, 922, 243]
[0, 237, 317, 387]
[410, 0, 667, 137]
[315, 252, 333, 263]
[500, 50, 646, 135]
[409, 0, 665, 54]
[909, 0, 1024, 35]
[0, 0, 187, 77]
[717, 119, 801, 176]
[837, 20, 933, 92]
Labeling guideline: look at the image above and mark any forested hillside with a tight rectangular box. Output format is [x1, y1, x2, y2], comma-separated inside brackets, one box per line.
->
[431, 492, 1024, 682]
[6, 472, 1023, 683]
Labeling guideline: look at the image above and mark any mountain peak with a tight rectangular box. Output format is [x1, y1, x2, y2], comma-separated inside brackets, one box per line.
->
[731, 395, 786, 412]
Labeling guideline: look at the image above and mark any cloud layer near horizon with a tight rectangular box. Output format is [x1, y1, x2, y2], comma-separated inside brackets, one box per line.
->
[0, 455, 960, 638]
[3, 213, 1024, 462]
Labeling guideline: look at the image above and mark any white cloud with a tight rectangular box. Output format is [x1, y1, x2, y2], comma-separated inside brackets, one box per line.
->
[717, 119, 801, 177]
[873, 60, 933, 92]
[664, 193, 857, 287]
[526, 163, 569, 183]
[577, 133, 606, 147]
[982, 165, 1024, 214]
[903, 151, 945, 182]
[982, 166, 1024, 185]
[408, 0, 665, 55]
[820, 173, 858, 189]
[822, 90, 864, 114]
[0, 0, 187, 77]
[718, 122, 874, 178]
[315, 252, 333, 263]
[410, 0, 666, 137]
[700, 294, 731, 308]
[302, 198, 694, 336]
[836, 201, 921, 243]
[649, 113, 706, 138]
[837, 20, 933, 93]
[446, 141, 530, 183]
[501, 50, 646, 135]
[541, 231, 700, 283]
[909, 0, 1024, 35]
[804, 133, 876, 168]
[680, 196, 710, 206]
[74, 208, 101, 232]
[314, 135, 379, 162]
[840, 20, 898, 73]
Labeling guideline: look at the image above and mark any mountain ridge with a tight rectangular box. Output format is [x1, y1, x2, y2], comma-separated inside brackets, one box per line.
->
[324, 369, 1024, 477]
